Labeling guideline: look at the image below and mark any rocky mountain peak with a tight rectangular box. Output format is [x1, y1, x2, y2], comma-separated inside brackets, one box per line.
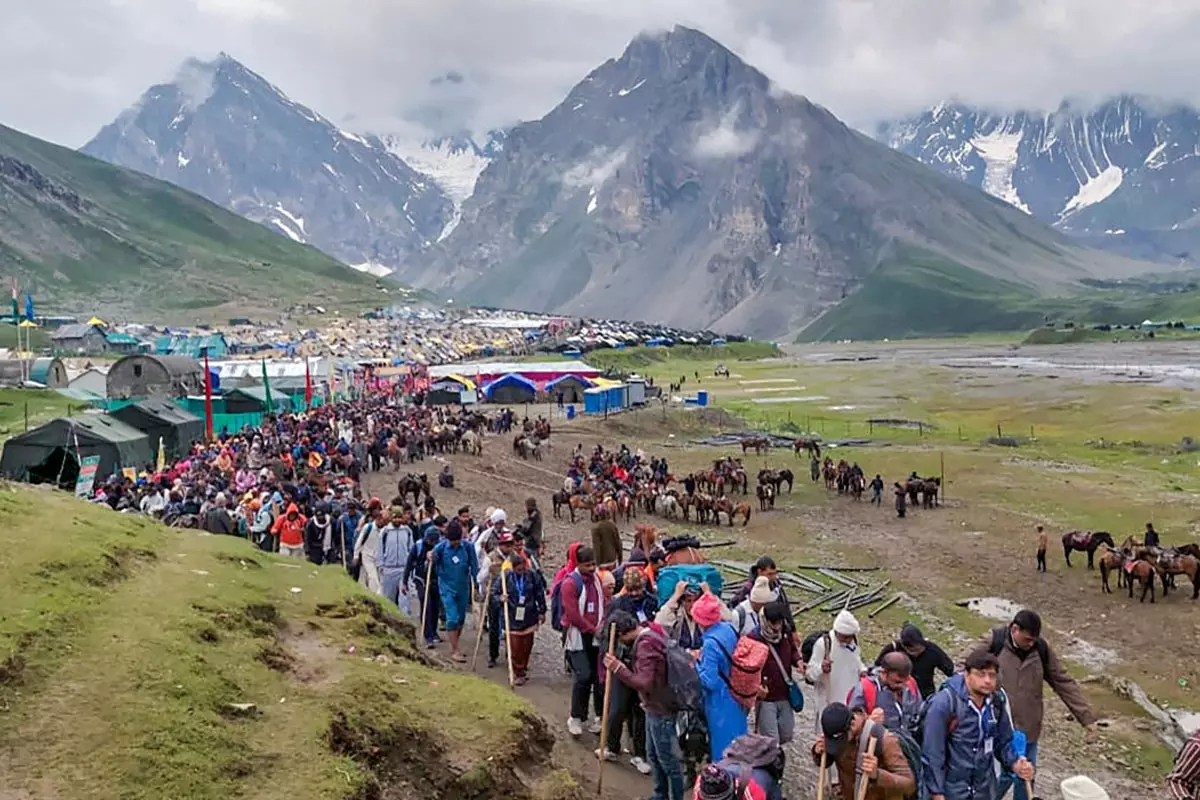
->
[81, 54, 452, 271]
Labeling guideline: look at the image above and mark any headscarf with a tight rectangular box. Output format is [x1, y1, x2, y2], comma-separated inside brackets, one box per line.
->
[550, 542, 583, 594]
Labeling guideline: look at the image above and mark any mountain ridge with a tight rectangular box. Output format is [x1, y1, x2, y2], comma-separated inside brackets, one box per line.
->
[879, 95, 1200, 263]
[0, 119, 387, 318]
[81, 54, 453, 271]
[397, 25, 1162, 338]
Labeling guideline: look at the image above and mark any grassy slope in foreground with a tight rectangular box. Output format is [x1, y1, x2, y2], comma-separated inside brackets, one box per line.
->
[0, 484, 575, 800]
[0, 122, 385, 318]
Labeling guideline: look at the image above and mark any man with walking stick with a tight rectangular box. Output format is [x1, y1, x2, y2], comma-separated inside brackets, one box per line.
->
[405, 523, 443, 648]
[495, 553, 544, 685]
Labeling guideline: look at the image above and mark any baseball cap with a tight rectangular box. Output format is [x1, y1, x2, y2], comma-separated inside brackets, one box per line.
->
[820, 703, 853, 758]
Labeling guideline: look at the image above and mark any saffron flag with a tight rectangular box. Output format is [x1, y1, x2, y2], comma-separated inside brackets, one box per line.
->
[203, 349, 214, 441]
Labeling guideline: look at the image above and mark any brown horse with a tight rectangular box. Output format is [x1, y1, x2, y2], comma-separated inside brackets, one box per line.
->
[756, 482, 775, 511]
[1125, 557, 1159, 603]
[793, 438, 822, 460]
[551, 489, 574, 522]
[714, 497, 751, 526]
[1062, 531, 1115, 569]
[1158, 552, 1200, 599]
[1098, 547, 1127, 593]
[741, 437, 771, 456]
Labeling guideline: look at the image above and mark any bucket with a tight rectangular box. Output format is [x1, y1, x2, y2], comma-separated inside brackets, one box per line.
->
[566, 405, 576, 420]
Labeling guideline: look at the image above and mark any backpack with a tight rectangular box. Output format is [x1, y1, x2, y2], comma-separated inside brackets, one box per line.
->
[717, 635, 770, 711]
[550, 573, 584, 633]
[655, 564, 724, 607]
[855, 721, 924, 800]
[735, 605, 760, 635]
[989, 627, 1051, 676]
[645, 630, 703, 712]
[851, 674, 920, 719]
[800, 631, 831, 685]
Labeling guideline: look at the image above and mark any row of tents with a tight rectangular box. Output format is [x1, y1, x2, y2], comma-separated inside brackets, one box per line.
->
[0, 400, 204, 489]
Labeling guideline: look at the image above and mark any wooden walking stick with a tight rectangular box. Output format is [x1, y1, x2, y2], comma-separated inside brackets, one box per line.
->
[816, 750, 827, 800]
[596, 623, 618, 796]
[502, 572, 517, 690]
[470, 572, 498, 671]
[420, 554, 435, 644]
[854, 734, 877, 800]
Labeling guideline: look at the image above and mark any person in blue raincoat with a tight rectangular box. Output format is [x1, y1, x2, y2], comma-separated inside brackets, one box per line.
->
[691, 590, 749, 761]
[430, 522, 478, 664]
[922, 650, 1034, 800]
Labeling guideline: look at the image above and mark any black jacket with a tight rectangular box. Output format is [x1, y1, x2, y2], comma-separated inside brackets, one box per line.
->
[875, 639, 955, 698]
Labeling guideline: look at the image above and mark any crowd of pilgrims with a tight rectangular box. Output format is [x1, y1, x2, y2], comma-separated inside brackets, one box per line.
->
[78, 395, 1128, 800]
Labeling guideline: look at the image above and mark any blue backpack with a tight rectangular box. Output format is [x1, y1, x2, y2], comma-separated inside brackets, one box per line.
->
[550, 573, 584, 633]
[655, 564, 724, 607]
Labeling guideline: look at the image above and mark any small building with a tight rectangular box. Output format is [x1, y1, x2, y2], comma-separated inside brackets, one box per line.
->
[68, 365, 110, 397]
[482, 373, 537, 405]
[626, 377, 647, 406]
[0, 415, 153, 487]
[545, 374, 594, 404]
[155, 333, 229, 360]
[104, 331, 144, 355]
[0, 357, 68, 388]
[110, 399, 204, 460]
[107, 355, 205, 400]
[50, 324, 108, 355]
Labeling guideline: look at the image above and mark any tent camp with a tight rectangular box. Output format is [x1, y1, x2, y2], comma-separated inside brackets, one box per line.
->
[0, 415, 153, 488]
[482, 373, 537, 404]
[109, 399, 204, 460]
[426, 374, 476, 406]
[545, 374, 594, 404]
[223, 386, 292, 415]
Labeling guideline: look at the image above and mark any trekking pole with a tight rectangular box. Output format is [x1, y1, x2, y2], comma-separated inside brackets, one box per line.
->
[471, 573, 498, 671]
[502, 574, 517, 690]
[816, 751, 827, 800]
[1024, 778, 1036, 800]
[596, 623, 618, 796]
[854, 734, 876, 800]
[420, 555, 434, 644]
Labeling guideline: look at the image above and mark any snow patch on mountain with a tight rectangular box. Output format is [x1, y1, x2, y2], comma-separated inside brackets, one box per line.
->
[1062, 165, 1124, 217]
[971, 129, 1030, 213]
[380, 135, 491, 207]
[349, 261, 394, 277]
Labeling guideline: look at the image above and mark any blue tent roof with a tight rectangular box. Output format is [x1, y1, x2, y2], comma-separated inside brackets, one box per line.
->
[545, 374, 596, 390]
[482, 373, 538, 399]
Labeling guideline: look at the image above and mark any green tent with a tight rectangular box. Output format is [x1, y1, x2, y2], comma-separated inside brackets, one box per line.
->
[0, 415, 153, 488]
[110, 399, 204, 461]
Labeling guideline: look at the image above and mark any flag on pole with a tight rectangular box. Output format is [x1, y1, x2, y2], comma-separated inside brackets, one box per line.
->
[261, 358, 274, 413]
[203, 349, 214, 441]
[24, 292, 33, 322]
[304, 358, 314, 409]
[10, 279, 18, 326]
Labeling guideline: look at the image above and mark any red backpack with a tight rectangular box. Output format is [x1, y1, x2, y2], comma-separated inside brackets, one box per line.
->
[717, 636, 770, 710]
[850, 674, 919, 713]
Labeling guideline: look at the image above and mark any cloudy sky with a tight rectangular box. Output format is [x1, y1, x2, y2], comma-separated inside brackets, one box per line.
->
[7, 0, 1200, 147]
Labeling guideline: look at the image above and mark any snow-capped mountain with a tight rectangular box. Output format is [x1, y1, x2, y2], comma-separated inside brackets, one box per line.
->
[879, 96, 1200, 261]
[400, 26, 1143, 339]
[81, 54, 453, 269]
[378, 130, 506, 240]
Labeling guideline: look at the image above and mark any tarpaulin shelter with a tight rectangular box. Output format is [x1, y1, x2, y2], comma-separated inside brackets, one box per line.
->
[109, 399, 204, 460]
[482, 373, 537, 404]
[545, 374, 594, 404]
[223, 386, 292, 415]
[0, 415, 153, 487]
[427, 374, 476, 406]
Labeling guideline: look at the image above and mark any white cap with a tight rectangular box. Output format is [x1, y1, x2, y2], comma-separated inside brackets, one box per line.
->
[1060, 776, 1110, 800]
[490, 509, 507, 524]
[833, 609, 860, 636]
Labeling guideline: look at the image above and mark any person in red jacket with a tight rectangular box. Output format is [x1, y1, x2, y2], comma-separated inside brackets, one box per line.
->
[272, 503, 307, 558]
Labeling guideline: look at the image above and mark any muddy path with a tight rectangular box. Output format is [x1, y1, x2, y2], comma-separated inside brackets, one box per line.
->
[364, 423, 1160, 798]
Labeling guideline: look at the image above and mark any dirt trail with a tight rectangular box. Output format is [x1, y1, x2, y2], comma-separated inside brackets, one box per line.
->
[365, 423, 1160, 798]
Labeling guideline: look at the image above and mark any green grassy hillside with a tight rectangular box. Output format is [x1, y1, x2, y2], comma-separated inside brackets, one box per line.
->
[0, 485, 576, 799]
[797, 250, 1200, 342]
[0, 123, 387, 319]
